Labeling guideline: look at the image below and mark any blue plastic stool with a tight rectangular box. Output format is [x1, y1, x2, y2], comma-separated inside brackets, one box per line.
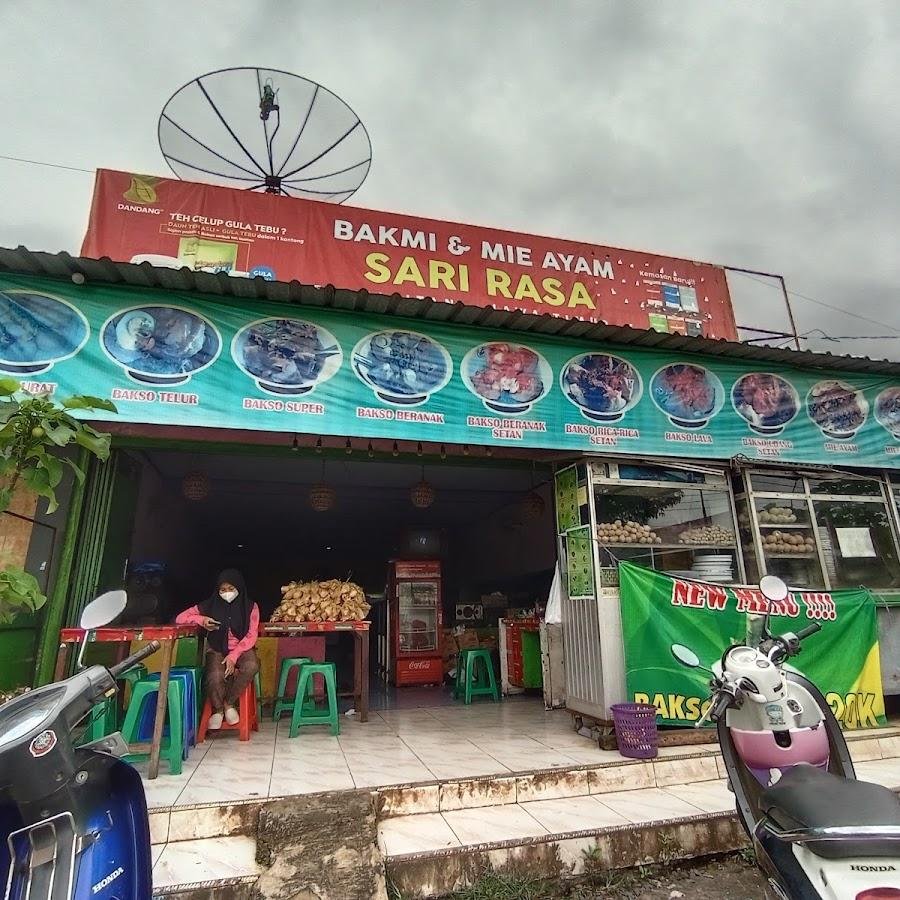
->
[170, 666, 201, 733]
[137, 671, 196, 757]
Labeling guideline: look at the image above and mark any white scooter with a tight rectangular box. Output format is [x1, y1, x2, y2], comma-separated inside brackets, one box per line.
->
[671, 574, 900, 900]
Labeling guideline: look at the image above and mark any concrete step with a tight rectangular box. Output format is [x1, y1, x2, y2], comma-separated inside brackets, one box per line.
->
[383, 802, 748, 899]
[146, 731, 900, 850]
[379, 759, 900, 898]
[375, 731, 900, 819]
[151, 835, 261, 898]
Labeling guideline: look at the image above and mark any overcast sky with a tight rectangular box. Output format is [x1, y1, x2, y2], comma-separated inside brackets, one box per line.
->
[1, 2, 898, 359]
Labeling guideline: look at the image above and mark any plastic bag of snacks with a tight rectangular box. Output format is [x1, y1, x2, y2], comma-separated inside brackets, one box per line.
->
[271, 579, 371, 623]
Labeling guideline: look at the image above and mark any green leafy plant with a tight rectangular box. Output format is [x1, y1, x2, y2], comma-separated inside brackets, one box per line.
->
[0, 378, 115, 514]
[0, 378, 115, 624]
[0, 567, 44, 625]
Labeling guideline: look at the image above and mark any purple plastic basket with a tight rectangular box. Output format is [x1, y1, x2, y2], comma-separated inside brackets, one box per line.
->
[611, 702, 658, 759]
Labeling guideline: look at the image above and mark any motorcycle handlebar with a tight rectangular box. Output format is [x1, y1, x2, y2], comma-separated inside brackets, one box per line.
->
[711, 692, 733, 721]
[108, 641, 161, 678]
[795, 622, 822, 641]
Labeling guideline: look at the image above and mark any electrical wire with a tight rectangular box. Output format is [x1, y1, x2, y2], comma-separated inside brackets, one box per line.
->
[0, 154, 93, 174]
[730, 269, 900, 334]
[742, 329, 900, 344]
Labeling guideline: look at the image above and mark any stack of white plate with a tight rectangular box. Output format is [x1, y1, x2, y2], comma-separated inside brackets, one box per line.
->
[688, 554, 734, 582]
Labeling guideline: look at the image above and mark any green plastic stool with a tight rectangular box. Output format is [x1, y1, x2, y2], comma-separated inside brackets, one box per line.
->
[452, 647, 478, 699]
[79, 697, 117, 746]
[116, 665, 148, 723]
[272, 656, 312, 722]
[289, 663, 339, 738]
[121, 678, 185, 776]
[456, 648, 499, 704]
[118, 664, 147, 688]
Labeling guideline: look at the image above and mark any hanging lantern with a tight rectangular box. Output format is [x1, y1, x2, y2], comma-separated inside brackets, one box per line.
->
[521, 491, 545, 520]
[182, 471, 210, 501]
[410, 479, 435, 509]
[309, 483, 336, 512]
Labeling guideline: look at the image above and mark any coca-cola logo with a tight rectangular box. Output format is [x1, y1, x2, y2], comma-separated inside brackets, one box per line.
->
[406, 660, 433, 670]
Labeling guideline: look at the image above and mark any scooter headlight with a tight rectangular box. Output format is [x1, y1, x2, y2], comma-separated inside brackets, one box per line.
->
[0, 687, 64, 748]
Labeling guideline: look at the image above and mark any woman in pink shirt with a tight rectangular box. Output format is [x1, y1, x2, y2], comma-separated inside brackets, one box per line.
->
[176, 569, 260, 730]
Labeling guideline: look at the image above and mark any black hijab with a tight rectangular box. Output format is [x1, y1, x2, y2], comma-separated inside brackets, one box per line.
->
[199, 569, 252, 655]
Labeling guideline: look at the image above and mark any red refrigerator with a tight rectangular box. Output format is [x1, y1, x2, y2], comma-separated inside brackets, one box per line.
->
[389, 560, 443, 686]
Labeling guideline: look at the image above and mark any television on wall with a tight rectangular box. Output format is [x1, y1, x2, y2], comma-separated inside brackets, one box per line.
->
[401, 530, 443, 558]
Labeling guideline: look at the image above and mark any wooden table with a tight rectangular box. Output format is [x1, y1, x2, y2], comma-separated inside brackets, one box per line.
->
[262, 621, 370, 723]
[55, 624, 201, 779]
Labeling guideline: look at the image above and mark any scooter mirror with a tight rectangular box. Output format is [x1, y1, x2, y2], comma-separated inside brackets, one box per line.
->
[759, 575, 789, 603]
[671, 644, 701, 668]
[80, 590, 128, 630]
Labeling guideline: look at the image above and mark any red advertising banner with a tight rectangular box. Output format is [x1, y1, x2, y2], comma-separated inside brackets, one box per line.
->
[81, 169, 738, 340]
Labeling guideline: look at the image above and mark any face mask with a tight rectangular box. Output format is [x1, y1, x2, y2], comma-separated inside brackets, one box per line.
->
[220, 590, 238, 603]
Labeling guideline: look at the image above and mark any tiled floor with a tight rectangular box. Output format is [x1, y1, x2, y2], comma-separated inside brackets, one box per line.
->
[139, 697, 630, 809]
[138, 696, 900, 814]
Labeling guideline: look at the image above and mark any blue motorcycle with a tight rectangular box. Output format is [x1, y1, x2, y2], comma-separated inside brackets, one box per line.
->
[0, 591, 159, 899]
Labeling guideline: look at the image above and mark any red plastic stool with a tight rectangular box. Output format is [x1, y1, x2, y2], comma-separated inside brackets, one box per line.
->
[197, 681, 259, 742]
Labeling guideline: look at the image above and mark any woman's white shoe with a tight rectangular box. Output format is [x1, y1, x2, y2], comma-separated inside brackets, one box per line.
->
[224, 707, 240, 725]
[208, 712, 224, 731]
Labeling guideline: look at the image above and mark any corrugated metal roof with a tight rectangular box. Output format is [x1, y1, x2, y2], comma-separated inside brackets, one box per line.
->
[2, 245, 898, 377]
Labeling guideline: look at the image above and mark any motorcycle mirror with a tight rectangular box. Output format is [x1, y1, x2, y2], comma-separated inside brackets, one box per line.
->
[671, 644, 701, 668]
[759, 575, 789, 603]
[759, 575, 788, 639]
[80, 591, 128, 630]
[77, 591, 127, 669]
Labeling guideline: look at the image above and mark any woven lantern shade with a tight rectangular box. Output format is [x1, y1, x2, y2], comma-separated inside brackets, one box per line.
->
[309, 483, 336, 512]
[410, 479, 435, 509]
[181, 471, 210, 501]
[521, 491, 545, 520]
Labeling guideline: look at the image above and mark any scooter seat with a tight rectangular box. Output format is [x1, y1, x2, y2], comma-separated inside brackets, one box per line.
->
[760, 764, 900, 859]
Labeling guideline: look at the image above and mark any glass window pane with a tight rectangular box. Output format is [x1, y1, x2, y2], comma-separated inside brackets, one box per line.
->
[812, 500, 900, 590]
[617, 464, 711, 484]
[594, 483, 737, 579]
[735, 496, 761, 584]
[750, 473, 804, 493]
[754, 498, 811, 527]
[752, 496, 823, 588]
[589, 461, 609, 479]
[806, 476, 882, 497]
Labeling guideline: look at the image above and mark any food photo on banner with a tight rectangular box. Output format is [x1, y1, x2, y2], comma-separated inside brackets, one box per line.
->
[618, 562, 886, 729]
[1, 272, 900, 468]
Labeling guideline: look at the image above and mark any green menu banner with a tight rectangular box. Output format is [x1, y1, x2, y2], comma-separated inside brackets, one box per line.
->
[2, 273, 900, 467]
[619, 562, 886, 729]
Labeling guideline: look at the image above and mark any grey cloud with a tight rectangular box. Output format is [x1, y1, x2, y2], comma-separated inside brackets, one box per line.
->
[0, 0, 897, 358]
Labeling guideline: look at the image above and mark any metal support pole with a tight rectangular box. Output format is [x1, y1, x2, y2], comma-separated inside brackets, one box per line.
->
[33, 448, 89, 686]
[726, 266, 802, 352]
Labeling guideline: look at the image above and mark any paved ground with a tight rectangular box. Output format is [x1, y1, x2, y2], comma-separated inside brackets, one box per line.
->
[576, 856, 767, 899]
[440, 856, 768, 899]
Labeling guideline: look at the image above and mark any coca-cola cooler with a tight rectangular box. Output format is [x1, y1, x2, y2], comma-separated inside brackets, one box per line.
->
[389, 560, 443, 686]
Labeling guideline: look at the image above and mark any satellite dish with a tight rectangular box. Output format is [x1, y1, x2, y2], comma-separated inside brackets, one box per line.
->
[158, 67, 371, 202]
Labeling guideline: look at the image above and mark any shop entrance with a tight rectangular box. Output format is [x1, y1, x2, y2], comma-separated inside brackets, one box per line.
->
[97, 442, 558, 711]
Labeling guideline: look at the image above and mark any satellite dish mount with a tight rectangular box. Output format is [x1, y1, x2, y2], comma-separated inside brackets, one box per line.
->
[158, 67, 372, 202]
